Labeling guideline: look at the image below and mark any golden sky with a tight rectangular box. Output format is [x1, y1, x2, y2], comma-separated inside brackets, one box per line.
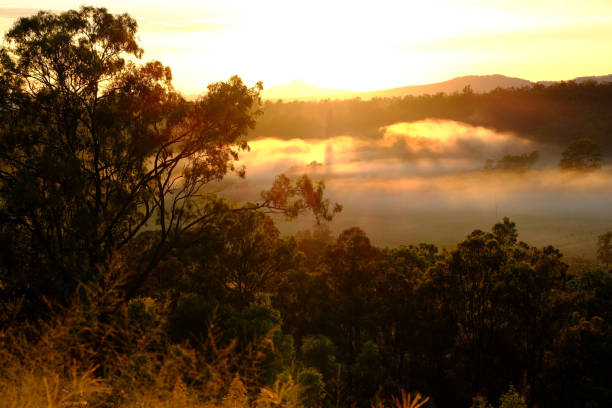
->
[1, 0, 611, 94]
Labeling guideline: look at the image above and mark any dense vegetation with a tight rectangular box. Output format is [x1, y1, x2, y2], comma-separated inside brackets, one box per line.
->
[253, 82, 612, 154]
[1, 7, 611, 408]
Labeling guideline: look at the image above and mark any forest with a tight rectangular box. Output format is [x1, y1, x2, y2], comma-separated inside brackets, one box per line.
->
[1, 7, 611, 408]
[253, 81, 612, 153]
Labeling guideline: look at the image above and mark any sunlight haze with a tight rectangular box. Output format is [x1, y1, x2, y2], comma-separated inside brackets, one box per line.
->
[3, 3, 612, 405]
[1, 0, 611, 95]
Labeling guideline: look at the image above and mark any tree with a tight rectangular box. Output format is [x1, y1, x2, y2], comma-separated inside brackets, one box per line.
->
[0, 7, 339, 315]
[323, 228, 382, 362]
[484, 151, 539, 172]
[596, 231, 612, 268]
[559, 138, 603, 171]
[492, 217, 518, 246]
[424, 219, 569, 406]
[432, 228, 508, 398]
[300, 334, 340, 381]
[159, 210, 294, 308]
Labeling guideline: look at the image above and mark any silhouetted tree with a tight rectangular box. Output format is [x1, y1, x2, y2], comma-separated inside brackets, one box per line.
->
[559, 138, 603, 171]
[424, 219, 569, 406]
[324, 228, 382, 361]
[485, 151, 539, 172]
[549, 268, 612, 407]
[492, 216, 518, 246]
[597, 231, 612, 268]
[0, 7, 338, 316]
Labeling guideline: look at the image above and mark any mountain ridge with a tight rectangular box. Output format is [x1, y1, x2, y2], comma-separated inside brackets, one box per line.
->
[260, 73, 612, 101]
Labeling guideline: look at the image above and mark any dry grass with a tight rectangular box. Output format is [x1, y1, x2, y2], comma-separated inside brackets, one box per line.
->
[0, 364, 108, 408]
[372, 389, 430, 408]
[0, 293, 297, 408]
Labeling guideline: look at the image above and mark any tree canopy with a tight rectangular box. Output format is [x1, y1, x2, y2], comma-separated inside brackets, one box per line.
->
[0, 6, 339, 313]
[559, 137, 603, 171]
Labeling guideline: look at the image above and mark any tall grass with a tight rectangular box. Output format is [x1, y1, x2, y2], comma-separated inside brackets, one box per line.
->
[0, 291, 304, 407]
[372, 390, 430, 408]
[0, 268, 426, 408]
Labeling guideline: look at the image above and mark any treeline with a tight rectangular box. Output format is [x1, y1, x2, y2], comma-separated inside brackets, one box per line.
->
[253, 81, 612, 150]
[143, 216, 612, 408]
[3, 212, 611, 408]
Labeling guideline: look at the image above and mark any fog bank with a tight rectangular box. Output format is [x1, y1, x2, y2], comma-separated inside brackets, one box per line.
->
[219, 120, 612, 259]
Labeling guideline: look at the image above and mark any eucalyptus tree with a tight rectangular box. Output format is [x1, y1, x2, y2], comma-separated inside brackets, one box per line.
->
[0, 7, 338, 314]
[559, 137, 603, 171]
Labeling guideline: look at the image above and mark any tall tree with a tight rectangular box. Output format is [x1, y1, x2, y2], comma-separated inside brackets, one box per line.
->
[324, 227, 382, 362]
[0, 7, 338, 315]
[597, 231, 612, 268]
[559, 137, 603, 171]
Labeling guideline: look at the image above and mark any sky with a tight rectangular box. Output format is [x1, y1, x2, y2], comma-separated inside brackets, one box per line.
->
[1, 0, 612, 95]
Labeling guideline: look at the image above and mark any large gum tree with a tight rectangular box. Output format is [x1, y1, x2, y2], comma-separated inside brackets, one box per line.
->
[0, 7, 338, 316]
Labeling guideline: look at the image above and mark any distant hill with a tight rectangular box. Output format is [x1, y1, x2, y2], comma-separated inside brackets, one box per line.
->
[537, 74, 612, 86]
[191, 73, 612, 102]
[360, 74, 532, 98]
[572, 74, 612, 83]
[261, 74, 533, 101]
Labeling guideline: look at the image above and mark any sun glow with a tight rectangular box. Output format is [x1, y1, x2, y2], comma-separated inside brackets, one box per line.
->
[2, 0, 612, 94]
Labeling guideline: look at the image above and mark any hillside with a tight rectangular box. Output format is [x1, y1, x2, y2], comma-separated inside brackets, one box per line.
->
[261, 74, 533, 101]
[360, 74, 532, 98]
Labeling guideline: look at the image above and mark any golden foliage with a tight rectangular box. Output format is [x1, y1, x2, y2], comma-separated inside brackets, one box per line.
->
[373, 389, 430, 408]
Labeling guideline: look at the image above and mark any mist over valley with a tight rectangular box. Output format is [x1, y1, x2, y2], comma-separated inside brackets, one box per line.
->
[223, 119, 612, 259]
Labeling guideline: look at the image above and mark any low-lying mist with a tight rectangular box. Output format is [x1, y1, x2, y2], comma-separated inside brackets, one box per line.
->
[221, 119, 612, 259]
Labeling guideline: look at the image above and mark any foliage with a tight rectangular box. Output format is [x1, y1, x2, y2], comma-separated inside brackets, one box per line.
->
[498, 385, 527, 408]
[373, 390, 430, 408]
[0, 6, 340, 319]
[471, 394, 493, 408]
[166, 293, 215, 343]
[391, 390, 430, 408]
[596, 231, 612, 268]
[296, 367, 325, 407]
[222, 375, 249, 408]
[300, 335, 339, 380]
[252, 81, 612, 154]
[261, 174, 342, 224]
[254, 374, 304, 408]
[352, 341, 385, 403]
[559, 138, 603, 171]
[0, 5, 258, 309]
[492, 216, 518, 246]
[484, 151, 539, 172]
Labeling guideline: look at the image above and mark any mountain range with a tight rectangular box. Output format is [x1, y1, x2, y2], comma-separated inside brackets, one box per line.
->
[261, 74, 612, 101]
